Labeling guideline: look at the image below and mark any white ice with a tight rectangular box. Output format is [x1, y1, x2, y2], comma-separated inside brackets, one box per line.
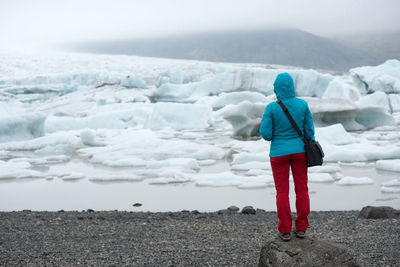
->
[376, 159, 400, 172]
[146, 103, 213, 131]
[0, 159, 48, 179]
[350, 59, 400, 94]
[336, 176, 374, 185]
[316, 124, 357, 145]
[1, 51, 400, 194]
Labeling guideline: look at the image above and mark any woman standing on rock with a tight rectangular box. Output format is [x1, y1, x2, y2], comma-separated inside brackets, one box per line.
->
[259, 72, 315, 241]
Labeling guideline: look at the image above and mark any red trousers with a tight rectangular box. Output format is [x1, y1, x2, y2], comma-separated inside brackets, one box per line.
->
[270, 152, 310, 233]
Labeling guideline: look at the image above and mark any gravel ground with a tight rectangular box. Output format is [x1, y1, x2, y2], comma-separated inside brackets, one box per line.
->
[0, 209, 399, 266]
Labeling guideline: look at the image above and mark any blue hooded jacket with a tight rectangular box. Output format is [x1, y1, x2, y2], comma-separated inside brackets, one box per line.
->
[259, 73, 315, 157]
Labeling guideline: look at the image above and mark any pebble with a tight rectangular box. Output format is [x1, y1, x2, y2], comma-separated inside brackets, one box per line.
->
[0, 210, 398, 266]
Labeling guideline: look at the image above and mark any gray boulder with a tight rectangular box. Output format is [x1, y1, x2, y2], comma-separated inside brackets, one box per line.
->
[241, 206, 256, 215]
[359, 206, 400, 219]
[227, 205, 240, 212]
[258, 237, 359, 267]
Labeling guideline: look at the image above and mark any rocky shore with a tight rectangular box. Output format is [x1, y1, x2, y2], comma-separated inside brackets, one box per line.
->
[0, 209, 399, 266]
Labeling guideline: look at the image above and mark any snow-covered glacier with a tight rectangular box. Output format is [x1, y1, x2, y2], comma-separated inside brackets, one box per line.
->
[0, 51, 399, 211]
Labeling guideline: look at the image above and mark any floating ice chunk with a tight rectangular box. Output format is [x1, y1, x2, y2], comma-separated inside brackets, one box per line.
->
[0, 107, 45, 143]
[293, 69, 333, 97]
[227, 139, 269, 153]
[376, 159, 400, 172]
[338, 161, 376, 167]
[89, 173, 144, 183]
[356, 91, 390, 112]
[80, 129, 105, 146]
[120, 75, 146, 88]
[1, 159, 31, 169]
[382, 179, 400, 187]
[0, 159, 47, 179]
[389, 94, 400, 112]
[211, 91, 269, 110]
[336, 176, 374, 185]
[316, 124, 357, 145]
[0, 132, 80, 151]
[322, 78, 361, 102]
[308, 165, 341, 173]
[231, 152, 267, 165]
[308, 173, 335, 183]
[324, 142, 400, 162]
[218, 101, 265, 137]
[376, 196, 399, 201]
[381, 186, 400, 193]
[148, 169, 191, 184]
[59, 172, 85, 181]
[168, 67, 185, 84]
[350, 59, 400, 94]
[231, 161, 271, 171]
[198, 159, 217, 166]
[45, 105, 152, 133]
[79, 128, 225, 167]
[103, 158, 147, 167]
[0, 150, 9, 160]
[41, 155, 70, 164]
[147, 158, 200, 171]
[146, 103, 213, 131]
[305, 97, 395, 131]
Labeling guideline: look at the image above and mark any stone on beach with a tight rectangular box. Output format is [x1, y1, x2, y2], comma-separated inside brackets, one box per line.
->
[241, 206, 256, 214]
[258, 237, 359, 267]
[359, 206, 400, 219]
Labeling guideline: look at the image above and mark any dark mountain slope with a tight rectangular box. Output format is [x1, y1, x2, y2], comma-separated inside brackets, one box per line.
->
[70, 29, 384, 71]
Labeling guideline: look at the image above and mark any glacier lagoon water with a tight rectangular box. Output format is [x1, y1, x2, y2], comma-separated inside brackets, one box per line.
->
[0, 159, 398, 212]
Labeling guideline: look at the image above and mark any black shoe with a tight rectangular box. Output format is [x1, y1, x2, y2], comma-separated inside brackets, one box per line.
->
[279, 232, 291, 241]
[293, 229, 305, 238]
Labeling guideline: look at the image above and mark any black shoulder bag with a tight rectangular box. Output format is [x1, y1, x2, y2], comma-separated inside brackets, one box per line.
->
[276, 100, 324, 167]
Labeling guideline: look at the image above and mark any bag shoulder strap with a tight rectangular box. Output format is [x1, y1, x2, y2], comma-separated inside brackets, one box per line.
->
[276, 100, 306, 144]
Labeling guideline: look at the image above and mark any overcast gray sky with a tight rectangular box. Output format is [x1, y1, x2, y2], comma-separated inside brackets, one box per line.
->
[1, 0, 399, 49]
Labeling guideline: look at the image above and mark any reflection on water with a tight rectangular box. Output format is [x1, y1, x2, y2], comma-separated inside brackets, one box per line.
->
[0, 159, 399, 211]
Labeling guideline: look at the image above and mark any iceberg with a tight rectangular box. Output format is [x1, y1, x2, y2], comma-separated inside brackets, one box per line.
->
[146, 102, 213, 131]
[0, 159, 48, 179]
[0, 131, 81, 152]
[382, 179, 400, 187]
[120, 75, 146, 89]
[0, 102, 46, 142]
[389, 94, 400, 112]
[336, 176, 374, 185]
[210, 91, 269, 110]
[322, 78, 361, 102]
[88, 173, 144, 183]
[324, 142, 400, 162]
[306, 97, 395, 131]
[350, 59, 400, 94]
[315, 124, 357, 145]
[153, 67, 334, 102]
[381, 186, 400, 193]
[376, 159, 400, 172]
[356, 91, 390, 112]
[308, 173, 335, 183]
[217, 101, 266, 137]
[231, 152, 267, 165]
[45, 104, 152, 133]
[230, 161, 271, 171]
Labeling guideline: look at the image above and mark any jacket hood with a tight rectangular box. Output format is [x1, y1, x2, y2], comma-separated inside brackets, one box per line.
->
[273, 73, 295, 100]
